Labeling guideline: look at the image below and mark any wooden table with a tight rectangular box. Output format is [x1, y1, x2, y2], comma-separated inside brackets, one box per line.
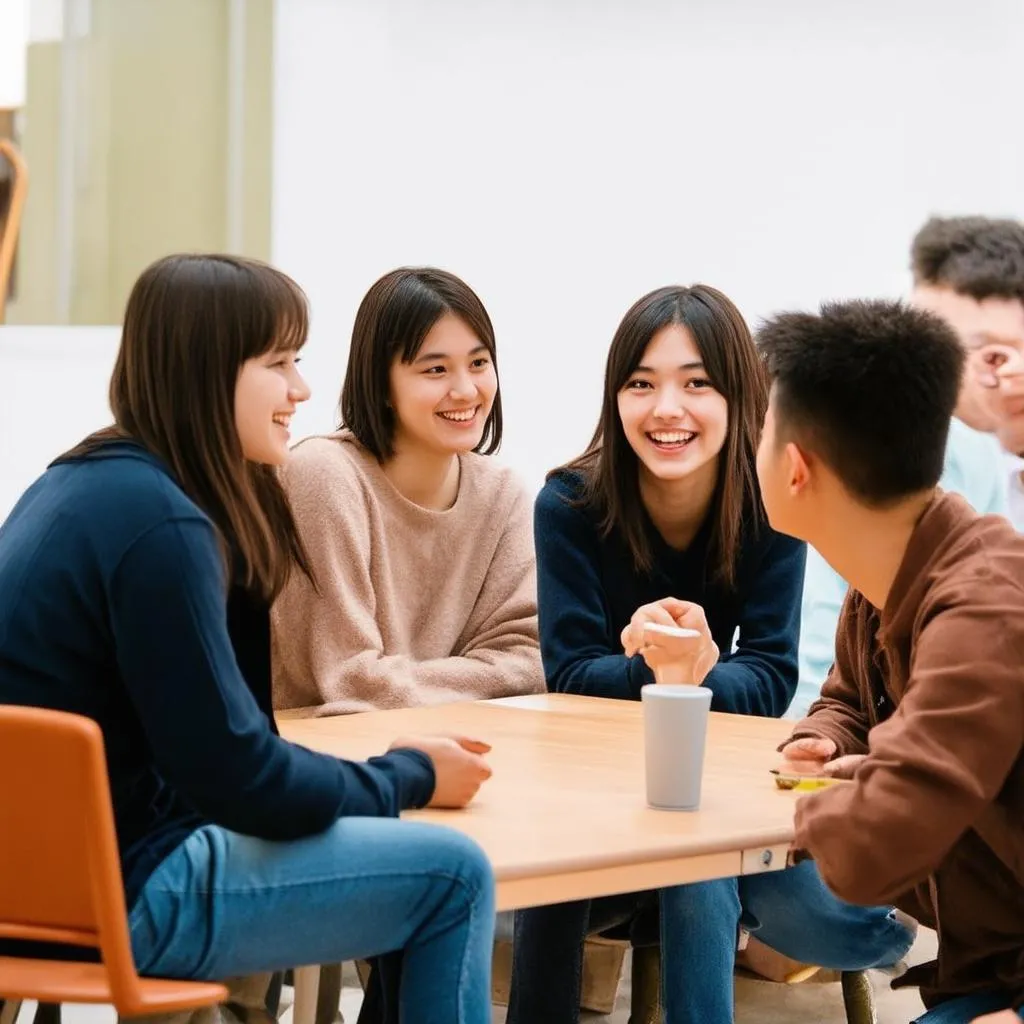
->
[279, 692, 799, 912]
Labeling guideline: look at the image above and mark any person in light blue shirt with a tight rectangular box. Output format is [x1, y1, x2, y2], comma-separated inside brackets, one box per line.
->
[795, 215, 1024, 719]
[793, 414, 1007, 719]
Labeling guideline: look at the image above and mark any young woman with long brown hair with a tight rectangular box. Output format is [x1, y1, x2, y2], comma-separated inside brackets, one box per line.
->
[0, 254, 495, 1023]
[506, 284, 915, 1024]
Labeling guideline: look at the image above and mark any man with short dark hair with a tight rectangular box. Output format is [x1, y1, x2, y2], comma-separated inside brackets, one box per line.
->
[794, 216, 1023, 718]
[756, 299, 1024, 1024]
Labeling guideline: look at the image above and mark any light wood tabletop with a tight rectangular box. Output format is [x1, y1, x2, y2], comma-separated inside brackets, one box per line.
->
[278, 692, 799, 912]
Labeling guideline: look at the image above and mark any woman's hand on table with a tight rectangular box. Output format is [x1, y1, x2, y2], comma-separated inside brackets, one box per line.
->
[388, 734, 493, 808]
[620, 597, 719, 685]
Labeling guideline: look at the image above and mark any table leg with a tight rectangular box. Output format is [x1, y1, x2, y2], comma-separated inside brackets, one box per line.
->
[292, 967, 321, 1024]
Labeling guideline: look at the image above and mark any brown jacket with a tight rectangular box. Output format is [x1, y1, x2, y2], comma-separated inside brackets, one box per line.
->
[788, 492, 1024, 1010]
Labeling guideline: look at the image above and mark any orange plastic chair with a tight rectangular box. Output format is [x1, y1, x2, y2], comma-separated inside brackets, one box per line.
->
[0, 705, 227, 1016]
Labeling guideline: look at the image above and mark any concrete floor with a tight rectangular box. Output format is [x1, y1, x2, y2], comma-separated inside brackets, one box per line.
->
[10, 929, 932, 1024]
[337, 929, 934, 1023]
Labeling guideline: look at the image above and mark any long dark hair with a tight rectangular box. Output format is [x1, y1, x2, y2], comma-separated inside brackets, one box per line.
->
[339, 266, 503, 459]
[59, 254, 313, 601]
[561, 284, 767, 587]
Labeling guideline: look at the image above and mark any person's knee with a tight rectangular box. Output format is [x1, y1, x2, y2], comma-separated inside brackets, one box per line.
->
[748, 898, 912, 970]
[740, 860, 876, 931]
[422, 826, 495, 916]
[453, 828, 493, 890]
[814, 901, 912, 953]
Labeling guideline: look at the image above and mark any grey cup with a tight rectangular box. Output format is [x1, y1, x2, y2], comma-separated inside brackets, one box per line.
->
[642, 683, 712, 811]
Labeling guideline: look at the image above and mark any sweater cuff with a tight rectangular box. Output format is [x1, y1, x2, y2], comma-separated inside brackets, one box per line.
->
[627, 654, 655, 700]
[368, 749, 436, 810]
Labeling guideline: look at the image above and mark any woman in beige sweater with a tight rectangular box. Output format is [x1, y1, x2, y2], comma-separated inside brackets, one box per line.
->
[272, 267, 544, 716]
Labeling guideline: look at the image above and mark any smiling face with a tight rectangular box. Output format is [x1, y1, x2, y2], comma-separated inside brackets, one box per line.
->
[234, 348, 310, 465]
[388, 313, 499, 457]
[616, 323, 729, 488]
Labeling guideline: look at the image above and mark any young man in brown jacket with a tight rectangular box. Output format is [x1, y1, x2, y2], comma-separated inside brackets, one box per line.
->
[755, 299, 1024, 1024]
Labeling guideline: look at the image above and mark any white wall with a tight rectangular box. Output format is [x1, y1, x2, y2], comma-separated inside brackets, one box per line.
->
[0, 327, 120, 518]
[272, 0, 1024, 493]
[4, 2, 1023, 519]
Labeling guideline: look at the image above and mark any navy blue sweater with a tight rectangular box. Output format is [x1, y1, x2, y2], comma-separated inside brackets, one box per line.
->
[0, 442, 436, 908]
[535, 472, 806, 716]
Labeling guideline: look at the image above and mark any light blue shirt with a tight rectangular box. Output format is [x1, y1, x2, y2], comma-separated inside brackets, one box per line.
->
[791, 419, 1008, 719]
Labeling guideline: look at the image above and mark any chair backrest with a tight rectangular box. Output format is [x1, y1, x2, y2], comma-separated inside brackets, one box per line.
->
[0, 137, 29, 323]
[0, 705, 144, 1008]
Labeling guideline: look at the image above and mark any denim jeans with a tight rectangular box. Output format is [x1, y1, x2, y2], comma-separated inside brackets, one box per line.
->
[912, 992, 1024, 1023]
[128, 818, 495, 1024]
[507, 860, 915, 1024]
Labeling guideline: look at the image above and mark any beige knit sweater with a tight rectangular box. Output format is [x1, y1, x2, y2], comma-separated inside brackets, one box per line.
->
[271, 431, 544, 716]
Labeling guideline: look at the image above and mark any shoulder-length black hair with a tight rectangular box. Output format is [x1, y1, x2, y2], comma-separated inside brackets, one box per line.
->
[560, 284, 767, 587]
[339, 266, 502, 459]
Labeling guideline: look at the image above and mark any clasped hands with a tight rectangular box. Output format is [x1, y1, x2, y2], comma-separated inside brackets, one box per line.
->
[620, 597, 720, 685]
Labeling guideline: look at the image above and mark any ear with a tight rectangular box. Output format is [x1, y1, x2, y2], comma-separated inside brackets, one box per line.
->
[784, 441, 812, 495]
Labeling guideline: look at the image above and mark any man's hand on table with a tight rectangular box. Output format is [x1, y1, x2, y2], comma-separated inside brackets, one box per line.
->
[778, 736, 867, 780]
[389, 734, 493, 808]
[818, 754, 867, 778]
[778, 736, 836, 775]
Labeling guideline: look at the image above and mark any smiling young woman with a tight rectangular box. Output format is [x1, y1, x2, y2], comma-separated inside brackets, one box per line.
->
[506, 284, 915, 1024]
[271, 266, 544, 716]
[0, 254, 497, 1023]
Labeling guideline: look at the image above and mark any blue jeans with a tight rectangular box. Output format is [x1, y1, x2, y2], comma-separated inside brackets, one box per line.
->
[912, 992, 1024, 1023]
[507, 860, 915, 1024]
[129, 819, 495, 1024]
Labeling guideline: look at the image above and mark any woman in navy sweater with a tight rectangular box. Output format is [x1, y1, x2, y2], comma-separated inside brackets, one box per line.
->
[506, 285, 914, 1024]
[0, 255, 495, 1023]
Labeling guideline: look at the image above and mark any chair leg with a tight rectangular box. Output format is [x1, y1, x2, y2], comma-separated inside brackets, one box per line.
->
[629, 945, 662, 1024]
[1, 999, 24, 1024]
[265, 973, 284, 1018]
[840, 970, 876, 1024]
[292, 966, 321, 1024]
[354, 961, 372, 992]
[314, 964, 343, 1024]
[222, 974, 278, 1024]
